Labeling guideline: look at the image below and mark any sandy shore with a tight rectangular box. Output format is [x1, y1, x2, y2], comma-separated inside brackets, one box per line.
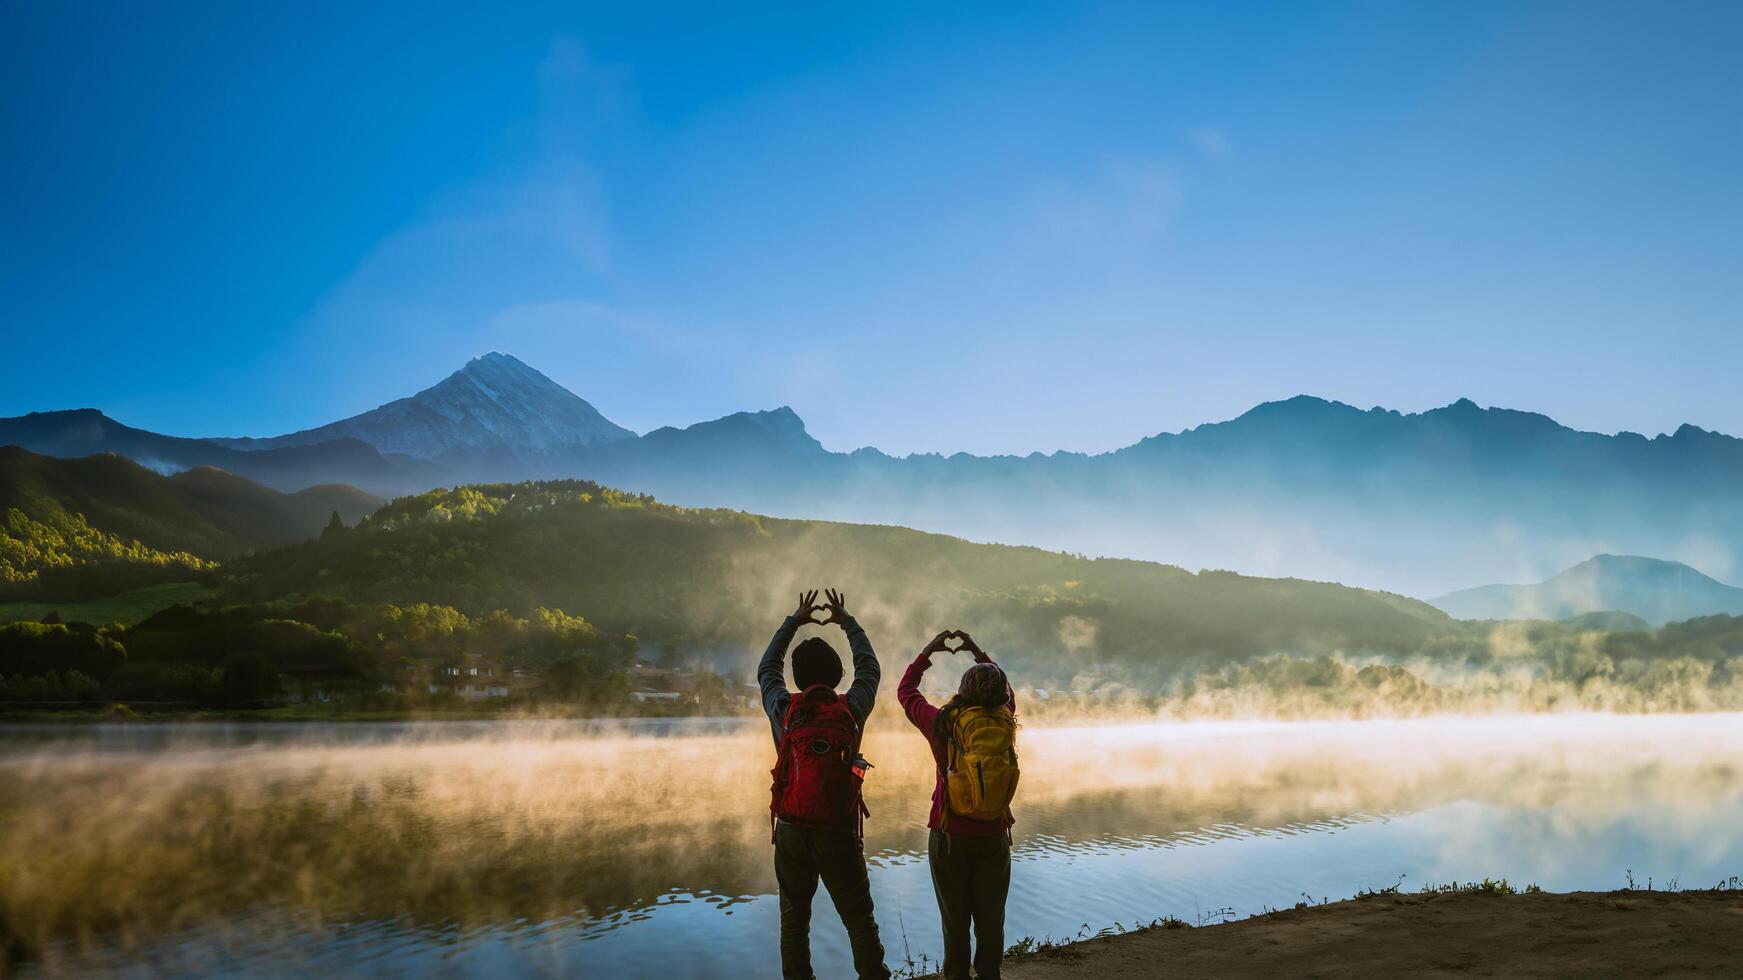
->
[946, 889, 1743, 978]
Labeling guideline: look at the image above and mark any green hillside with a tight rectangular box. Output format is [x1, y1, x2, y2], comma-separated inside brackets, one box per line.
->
[6, 475, 1743, 715]
[221, 480, 1449, 682]
[0, 446, 379, 599]
[0, 582, 213, 627]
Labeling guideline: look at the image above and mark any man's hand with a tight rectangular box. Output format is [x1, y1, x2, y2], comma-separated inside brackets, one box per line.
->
[793, 590, 820, 622]
[816, 588, 851, 627]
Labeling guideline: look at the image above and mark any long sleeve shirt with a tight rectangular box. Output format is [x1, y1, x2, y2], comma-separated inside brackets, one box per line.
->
[897, 650, 1017, 836]
[757, 615, 881, 747]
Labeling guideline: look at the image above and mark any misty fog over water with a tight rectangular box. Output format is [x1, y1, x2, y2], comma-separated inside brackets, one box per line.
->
[6, 714, 1743, 977]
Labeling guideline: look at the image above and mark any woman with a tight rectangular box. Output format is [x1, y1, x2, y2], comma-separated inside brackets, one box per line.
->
[897, 629, 1018, 980]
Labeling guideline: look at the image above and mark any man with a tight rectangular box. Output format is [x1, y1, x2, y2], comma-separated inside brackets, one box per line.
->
[758, 588, 890, 980]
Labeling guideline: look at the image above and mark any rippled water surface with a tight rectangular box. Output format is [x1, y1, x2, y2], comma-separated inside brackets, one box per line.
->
[5, 714, 1743, 977]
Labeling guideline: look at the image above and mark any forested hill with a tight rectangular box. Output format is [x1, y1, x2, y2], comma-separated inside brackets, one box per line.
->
[0, 447, 379, 598]
[222, 480, 1449, 683]
[12, 474, 1743, 713]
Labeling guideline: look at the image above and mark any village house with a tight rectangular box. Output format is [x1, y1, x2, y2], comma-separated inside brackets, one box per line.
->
[626, 662, 700, 704]
[426, 662, 510, 699]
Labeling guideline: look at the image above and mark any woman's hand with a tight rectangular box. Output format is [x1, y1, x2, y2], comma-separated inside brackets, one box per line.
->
[953, 630, 990, 663]
[793, 590, 820, 621]
[920, 630, 955, 659]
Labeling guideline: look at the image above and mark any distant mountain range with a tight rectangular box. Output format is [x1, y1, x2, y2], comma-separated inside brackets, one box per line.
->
[0, 408, 441, 490]
[1431, 555, 1743, 627]
[5, 353, 1742, 596]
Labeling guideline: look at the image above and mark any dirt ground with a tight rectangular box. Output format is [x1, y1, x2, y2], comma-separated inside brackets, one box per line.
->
[979, 889, 1743, 978]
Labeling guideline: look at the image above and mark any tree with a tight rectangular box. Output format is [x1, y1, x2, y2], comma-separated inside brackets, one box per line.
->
[63, 670, 99, 700]
[101, 662, 220, 702]
[0, 622, 126, 679]
[322, 510, 345, 539]
[220, 652, 282, 706]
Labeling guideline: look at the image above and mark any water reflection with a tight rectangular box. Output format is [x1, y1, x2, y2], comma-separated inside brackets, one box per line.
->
[4, 714, 1743, 977]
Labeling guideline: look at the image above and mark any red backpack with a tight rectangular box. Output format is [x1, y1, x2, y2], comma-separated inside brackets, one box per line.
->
[770, 684, 869, 840]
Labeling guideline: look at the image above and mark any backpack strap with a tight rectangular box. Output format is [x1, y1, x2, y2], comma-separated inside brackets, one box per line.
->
[769, 721, 795, 845]
[846, 704, 868, 846]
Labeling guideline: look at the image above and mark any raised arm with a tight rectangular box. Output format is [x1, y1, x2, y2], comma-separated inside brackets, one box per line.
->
[758, 591, 817, 736]
[898, 630, 955, 733]
[815, 589, 880, 723]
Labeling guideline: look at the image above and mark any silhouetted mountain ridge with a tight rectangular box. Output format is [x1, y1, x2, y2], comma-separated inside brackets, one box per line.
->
[0, 409, 443, 492]
[4, 361, 1743, 595]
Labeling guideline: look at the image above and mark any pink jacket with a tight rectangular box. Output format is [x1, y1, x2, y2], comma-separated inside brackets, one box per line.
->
[896, 651, 1016, 836]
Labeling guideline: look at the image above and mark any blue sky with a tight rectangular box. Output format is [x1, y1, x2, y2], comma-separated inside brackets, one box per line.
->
[3, 1, 1739, 455]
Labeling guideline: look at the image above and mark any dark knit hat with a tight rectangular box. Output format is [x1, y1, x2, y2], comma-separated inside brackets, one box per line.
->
[792, 636, 844, 689]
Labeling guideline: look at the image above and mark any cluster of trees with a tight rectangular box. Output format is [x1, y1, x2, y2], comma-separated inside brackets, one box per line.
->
[231, 597, 639, 703]
[0, 597, 641, 709]
[1, 504, 211, 599]
[1143, 614, 1743, 718]
[0, 669, 99, 701]
[0, 621, 267, 704]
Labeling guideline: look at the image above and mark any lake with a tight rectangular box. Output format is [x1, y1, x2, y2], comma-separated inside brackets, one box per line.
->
[5, 713, 1743, 977]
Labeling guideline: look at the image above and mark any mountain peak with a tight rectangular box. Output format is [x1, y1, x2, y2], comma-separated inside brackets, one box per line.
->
[1432, 553, 1743, 626]
[1574, 553, 1724, 582]
[1237, 395, 1350, 420]
[438, 351, 572, 403]
[215, 354, 634, 458]
[638, 405, 825, 458]
[699, 406, 816, 442]
[462, 351, 539, 378]
[759, 405, 807, 431]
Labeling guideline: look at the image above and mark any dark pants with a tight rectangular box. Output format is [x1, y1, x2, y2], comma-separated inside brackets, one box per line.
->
[773, 822, 890, 980]
[928, 829, 1011, 980]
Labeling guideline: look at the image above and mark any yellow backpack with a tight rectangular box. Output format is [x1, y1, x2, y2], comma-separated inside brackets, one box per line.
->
[944, 705, 1019, 822]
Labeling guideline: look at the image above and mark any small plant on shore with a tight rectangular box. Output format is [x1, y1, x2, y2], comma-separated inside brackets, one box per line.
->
[1000, 913, 1195, 965]
[1005, 934, 1069, 959]
[1421, 877, 1518, 896]
[889, 906, 934, 980]
[889, 951, 933, 980]
[1620, 869, 1681, 893]
[1357, 874, 1406, 897]
[1197, 906, 1236, 926]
